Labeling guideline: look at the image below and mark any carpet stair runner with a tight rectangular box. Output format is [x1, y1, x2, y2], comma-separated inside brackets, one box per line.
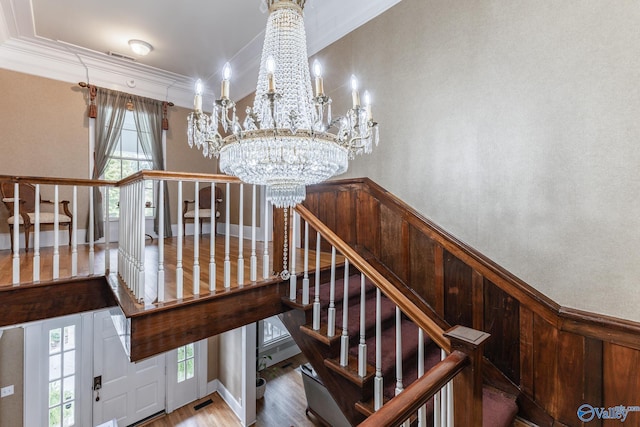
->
[293, 273, 518, 427]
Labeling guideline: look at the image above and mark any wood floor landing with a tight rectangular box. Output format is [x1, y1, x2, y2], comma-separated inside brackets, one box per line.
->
[0, 233, 339, 312]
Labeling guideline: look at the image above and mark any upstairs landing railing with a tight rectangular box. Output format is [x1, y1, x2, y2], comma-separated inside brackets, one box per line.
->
[0, 172, 276, 308]
[291, 204, 490, 427]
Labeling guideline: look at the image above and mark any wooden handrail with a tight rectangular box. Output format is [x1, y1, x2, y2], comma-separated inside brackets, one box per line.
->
[116, 170, 242, 186]
[358, 350, 468, 427]
[295, 203, 452, 352]
[0, 175, 114, 187]
[0, 171, 245, 189]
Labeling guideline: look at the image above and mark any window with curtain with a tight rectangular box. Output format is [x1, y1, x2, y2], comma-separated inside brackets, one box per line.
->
[87, 87, 172, 239]
[102, 110, 155, 218]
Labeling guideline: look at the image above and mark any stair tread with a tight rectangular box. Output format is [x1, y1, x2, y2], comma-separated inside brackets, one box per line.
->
[324, 354, 376, 386]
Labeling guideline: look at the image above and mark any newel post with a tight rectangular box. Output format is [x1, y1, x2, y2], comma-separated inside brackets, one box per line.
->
[443, 325, 491, 427]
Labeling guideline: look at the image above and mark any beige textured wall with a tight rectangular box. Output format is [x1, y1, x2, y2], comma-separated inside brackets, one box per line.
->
[315, 0, 640, 321]
[0, 69, 221, 232]
[207, 335, 219, 383]
[218, 327, 243, 400]
[0, 69, 89, 234]
[0, 328, 24, 427]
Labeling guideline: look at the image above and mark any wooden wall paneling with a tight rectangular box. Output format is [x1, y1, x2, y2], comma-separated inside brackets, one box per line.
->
[336, 189, 357, 245]
[302, 191, 320, 249]
[555, 332, 596, 426]
[583, 338, 603, 421]
[356, 189, 381, 259]
[434, 244, 445, 317]
[317, 190, 338, 252]
[408, 224, 437, 308]
[533, 313, 558, 418]
[602, 342, 640, 426]
[483, 278, 520, 384]
[472, 271, 484, 331]
[443, 249, 473, 328]
[379, 203, 408, 282]
[520, 306, 535, 396]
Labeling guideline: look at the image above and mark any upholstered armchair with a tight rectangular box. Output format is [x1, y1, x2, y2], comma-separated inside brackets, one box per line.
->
[1, 182, 73, 252]
[182, 185, 223, 237]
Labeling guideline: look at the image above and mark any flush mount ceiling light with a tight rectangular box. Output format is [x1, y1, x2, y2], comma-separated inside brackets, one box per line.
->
[187, 0, 379, 208]
[128, 39, 153, 56]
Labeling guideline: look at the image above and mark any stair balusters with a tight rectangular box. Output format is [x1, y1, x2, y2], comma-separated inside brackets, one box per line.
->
[157, 179, 165, 301]
[312, 232, 322, 330]
[250, 184, 257, 282]
[193, 181, 201, 295]
[176, 180, 184, 298]
[358, 272, 367, 377]
[340, 259, 350, 366]
[327, 246, 337, 337]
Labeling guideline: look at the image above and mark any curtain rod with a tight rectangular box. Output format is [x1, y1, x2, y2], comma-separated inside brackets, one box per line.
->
[77, 82, 175, 107]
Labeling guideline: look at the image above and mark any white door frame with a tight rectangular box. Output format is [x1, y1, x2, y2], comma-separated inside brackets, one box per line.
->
[165, 339, 208, 413]
[23, 313, 93, 427]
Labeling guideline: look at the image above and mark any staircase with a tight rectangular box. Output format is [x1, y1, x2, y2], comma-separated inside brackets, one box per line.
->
[282, 270, 519, 426]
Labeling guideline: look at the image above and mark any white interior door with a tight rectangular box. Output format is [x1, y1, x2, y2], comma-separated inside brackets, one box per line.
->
[93, 310, 165, 426]
[166, 342, 199, 413]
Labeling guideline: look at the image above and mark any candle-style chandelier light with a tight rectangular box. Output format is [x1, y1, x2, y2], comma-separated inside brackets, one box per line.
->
[187, 0, 379, 208]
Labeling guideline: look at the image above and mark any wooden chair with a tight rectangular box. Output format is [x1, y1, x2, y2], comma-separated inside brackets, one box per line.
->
[1, 182, 73, 252]
[182, 186, 223, 237]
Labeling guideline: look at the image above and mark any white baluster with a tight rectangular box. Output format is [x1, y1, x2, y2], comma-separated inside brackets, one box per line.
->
[53, 185, 59, 280]
[33, 184, 40, 282]
[440, 349, 448, 427]
[237, 183, 244, 285]
[104, 186, 110, 274]
[312, 231, 321, 330]
[71, 186, 77, 277]
[358, 273, 367, 377]
[302, 221, 310, 305]
[176, 181, 184, 299]
[263, 197, 270, 279]
[12, 183, 20, 284]
[89, 187, 94, 275]
[446, 379, 454, 427]
[340, 259, 350, 367]
[289, 209, 298, 301]
[209, 183, 217, 292]
[289, 210, 297, 299]
[137, 181, 145, 303]
[374, 288, 383, 410]
[418, 328, 427, 427]
[157, 180, 165, 302]
[193, 181, 200, 295]
[395, 306, 404, 396]
[250, 184, 257, 282]
[224, 182, 231, 288]
[327, 246, 337, 337]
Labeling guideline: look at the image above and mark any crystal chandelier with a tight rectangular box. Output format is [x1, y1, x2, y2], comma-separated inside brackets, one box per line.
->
[187, 0, 379, 208]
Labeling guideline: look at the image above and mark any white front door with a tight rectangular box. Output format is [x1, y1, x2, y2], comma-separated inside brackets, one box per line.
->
[92, 310, 165, 426]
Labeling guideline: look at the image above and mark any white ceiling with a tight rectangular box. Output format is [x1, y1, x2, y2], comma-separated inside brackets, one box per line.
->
[0, 0, 401, 106]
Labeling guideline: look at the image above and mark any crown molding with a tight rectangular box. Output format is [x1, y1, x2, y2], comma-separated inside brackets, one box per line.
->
[0, 0, 403, 109]
[0, 36, 197, 108]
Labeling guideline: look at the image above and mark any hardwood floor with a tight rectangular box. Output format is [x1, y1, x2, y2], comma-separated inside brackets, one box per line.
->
[142, 354, 324, 427]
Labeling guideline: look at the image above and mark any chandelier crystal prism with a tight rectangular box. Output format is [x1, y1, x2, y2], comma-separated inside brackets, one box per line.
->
[187, 0, 379, 208]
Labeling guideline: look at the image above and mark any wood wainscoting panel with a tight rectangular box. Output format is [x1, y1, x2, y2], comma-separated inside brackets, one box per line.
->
[533, 313, 558, 418]
[603, 342, 640, 426]
[443, 250, 473, 328]
[555, 332, 602, 426]
[379, 203, 408, 283]
[483, 278, 520, 385]
[408, 223, 438, 309]
[356, 189, 381, 258]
